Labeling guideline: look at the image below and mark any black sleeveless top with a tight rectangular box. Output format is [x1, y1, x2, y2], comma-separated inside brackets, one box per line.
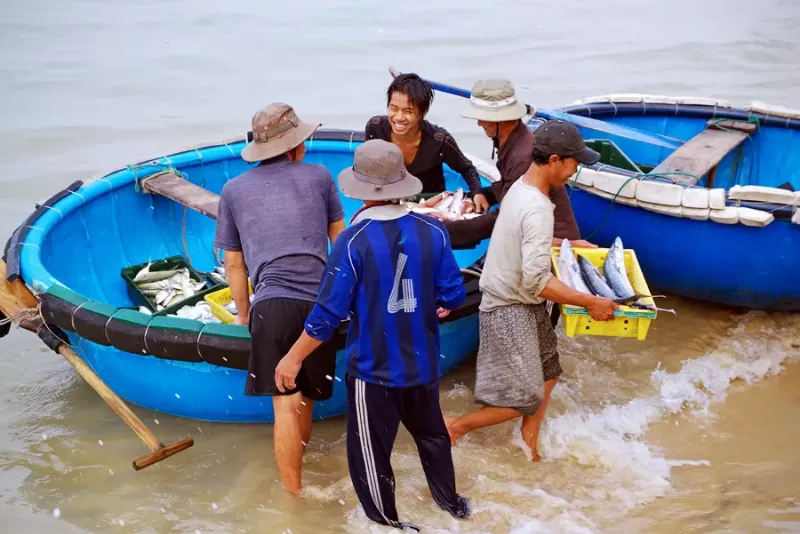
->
[364, 116, 483, 195]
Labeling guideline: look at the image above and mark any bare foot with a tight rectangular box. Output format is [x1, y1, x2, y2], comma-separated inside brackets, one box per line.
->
[530, 450, 542, 462]
[443, 416, 462, 446]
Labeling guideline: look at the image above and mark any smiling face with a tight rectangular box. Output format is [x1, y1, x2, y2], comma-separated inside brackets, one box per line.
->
[387, 91, 423, 136]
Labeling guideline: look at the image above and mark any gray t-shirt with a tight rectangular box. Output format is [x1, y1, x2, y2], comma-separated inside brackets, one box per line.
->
[479, 179, 555, 312]
[213, 157, 344, 305]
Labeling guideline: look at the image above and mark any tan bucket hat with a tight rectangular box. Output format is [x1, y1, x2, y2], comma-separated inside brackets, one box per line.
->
[338, 140, 423, 201]
[240, 103, 321, 163]
[460, 79, 529, 122]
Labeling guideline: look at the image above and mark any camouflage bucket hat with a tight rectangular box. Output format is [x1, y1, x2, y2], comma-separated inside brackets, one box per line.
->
[241, 103, 321, 163]
[461, 79, 529, 122]
[338, 139, 423, 201]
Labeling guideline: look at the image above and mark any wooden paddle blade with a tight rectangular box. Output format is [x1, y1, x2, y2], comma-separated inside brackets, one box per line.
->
[132, 437, 194, 471]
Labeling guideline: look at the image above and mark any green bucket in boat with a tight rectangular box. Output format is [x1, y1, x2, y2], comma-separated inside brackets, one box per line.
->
[120, 255, 225, 317]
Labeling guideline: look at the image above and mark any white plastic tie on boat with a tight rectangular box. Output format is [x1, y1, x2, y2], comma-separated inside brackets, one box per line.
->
[682, 187, 710, 209]
[66, 190, 86, 204]
[584, 187, 639, 207]
[463, 152, 500, 183]
[70, 301, 89, 333]
[682, 207, 710, 221]
[746, 101, 800, 120]
[635, 180, 684, 206]
[709, 207, 739, 225]
[736, 207, 774, 227]
[728, 185, 796, 205]
[792, 209, 800, 225]
[637, 200, 683, 217]
[103, 310, 123, 345]
[41, 205, 64, 220]
[592, 171, 637, 198]
[709, 189, 727, 210]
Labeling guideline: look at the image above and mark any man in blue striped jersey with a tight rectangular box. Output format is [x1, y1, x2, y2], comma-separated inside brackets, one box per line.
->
[274, 139, 471, 530]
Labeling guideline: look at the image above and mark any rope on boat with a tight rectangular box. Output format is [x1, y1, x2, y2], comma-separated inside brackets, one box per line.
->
[0, 308, 39, 326]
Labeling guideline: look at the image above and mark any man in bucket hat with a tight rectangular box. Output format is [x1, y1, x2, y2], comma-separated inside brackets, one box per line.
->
[214, 103, 346, 495]
[445, 120, 617, 460]
[444, 79, 594, 254]
[274, 139, 472, 530]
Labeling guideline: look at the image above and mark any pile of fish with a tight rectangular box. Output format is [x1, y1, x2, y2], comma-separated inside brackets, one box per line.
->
[132, 263, 208, 312]
[557, 237, 676, 315]
[404, 188, 485, 221]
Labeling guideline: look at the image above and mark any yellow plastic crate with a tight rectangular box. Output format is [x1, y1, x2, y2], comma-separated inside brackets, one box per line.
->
[550, 245, 658, 341]
[204, 282, 253, 324]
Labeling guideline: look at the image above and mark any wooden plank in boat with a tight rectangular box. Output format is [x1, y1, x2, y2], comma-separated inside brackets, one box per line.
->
[140, 171, 219, 220]
[650, 121, 752, 185]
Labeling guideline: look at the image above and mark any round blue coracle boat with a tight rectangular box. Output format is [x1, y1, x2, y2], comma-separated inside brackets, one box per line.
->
[3, 130, 492, 423]
[550, 94, 800, 312]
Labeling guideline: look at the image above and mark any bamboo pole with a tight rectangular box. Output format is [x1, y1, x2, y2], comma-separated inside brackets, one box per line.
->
[0, 260, 193, 470]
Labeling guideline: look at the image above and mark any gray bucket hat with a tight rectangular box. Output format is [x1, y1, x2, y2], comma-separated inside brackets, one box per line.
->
[461, 79, 529, 122]
[338, 140, 423, 201]
[241, 103, 321, 163]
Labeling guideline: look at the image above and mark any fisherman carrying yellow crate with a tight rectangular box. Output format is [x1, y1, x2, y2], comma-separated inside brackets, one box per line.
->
[445, 120, 618, 461]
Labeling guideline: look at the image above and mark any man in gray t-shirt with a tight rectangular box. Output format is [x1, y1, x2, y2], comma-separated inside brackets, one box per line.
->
[213, 103, 345, 496]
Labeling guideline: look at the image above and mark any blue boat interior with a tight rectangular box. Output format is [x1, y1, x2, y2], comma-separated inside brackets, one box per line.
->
[559, 107, 800, 192]
[37, 138, 491, 308]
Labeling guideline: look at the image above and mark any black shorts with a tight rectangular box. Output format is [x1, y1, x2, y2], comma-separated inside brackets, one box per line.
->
[246, 297, 337, 400]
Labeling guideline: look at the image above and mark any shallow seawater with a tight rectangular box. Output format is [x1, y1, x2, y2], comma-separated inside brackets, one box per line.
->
[2, 0, 800, 532]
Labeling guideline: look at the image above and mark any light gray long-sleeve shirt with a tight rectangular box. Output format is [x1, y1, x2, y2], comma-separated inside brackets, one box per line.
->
[479, 179, 555, 312]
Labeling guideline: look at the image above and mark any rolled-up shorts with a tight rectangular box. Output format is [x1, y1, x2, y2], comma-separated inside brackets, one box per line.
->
[246, 297, 337, 400]
[473, 303, 562, 416]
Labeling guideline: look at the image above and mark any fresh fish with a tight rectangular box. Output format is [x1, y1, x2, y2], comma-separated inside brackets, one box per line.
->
[193, 280, 206, 292]
[410, 207, 440, 215]
[421, 192, 447, 208]
[180, 278, 195, 298]
[133, 269, 182, 283]
[138, 306, 152, 315]
[137, 280, 169, 290]
[433, 194, 454, 212]
[155, 289, 169, 305]
[577, 255, 619, 300]
[133, 262, 152, 282]
[630, 300, 678, 315]
[449, 188, 464, 216]
[166, 292, 184, 307]
[140, 288, 160, 296]
[558, 240, 592, 295]
[603, 237, 638, 304]
[209, 272, 227, 285]
[214, 266, 226, 276]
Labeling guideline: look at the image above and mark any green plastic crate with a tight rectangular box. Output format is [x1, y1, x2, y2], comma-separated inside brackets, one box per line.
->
[120, 255, 224, 317]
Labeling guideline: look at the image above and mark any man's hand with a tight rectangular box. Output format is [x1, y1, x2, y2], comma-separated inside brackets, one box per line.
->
[275, 353, 302, 393]
[437, 307, 451, 319]
[472, 194, 490, 214]
[587, 297, 617, 321]
[234, 315, 248, 326]
[571, 239, 598, 248]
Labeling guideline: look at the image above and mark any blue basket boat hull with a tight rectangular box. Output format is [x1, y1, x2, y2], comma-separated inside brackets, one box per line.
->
[11, 132, 489, 423]
[548, 98, 800, 312]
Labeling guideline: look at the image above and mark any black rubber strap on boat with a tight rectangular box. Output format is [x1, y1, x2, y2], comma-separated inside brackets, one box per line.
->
[3, 180, 84, 282]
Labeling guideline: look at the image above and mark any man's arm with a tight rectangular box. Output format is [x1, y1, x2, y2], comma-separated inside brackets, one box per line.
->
[213, 194, 250, 325]
[224, 251, 251, 326]
[328, 219, 345, 246]
[435, 222, 466, 311]
[325, 170, 346, 246]
[275, 235, 357, 391]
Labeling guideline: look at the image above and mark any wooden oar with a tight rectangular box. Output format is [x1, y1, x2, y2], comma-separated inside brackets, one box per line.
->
[388, 67, 682, 150]
[0, 260, 193, 471]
